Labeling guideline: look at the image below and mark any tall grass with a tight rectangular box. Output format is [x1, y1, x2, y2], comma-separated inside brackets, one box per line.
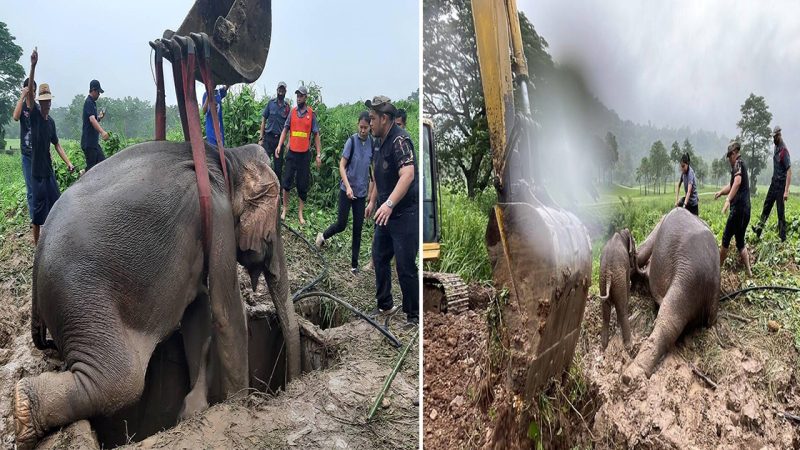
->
[426, 187, 496, 282]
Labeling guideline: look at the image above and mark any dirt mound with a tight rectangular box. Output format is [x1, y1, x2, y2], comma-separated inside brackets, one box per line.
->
[423, 309, 489, 448]
[0, 224, 418, 449]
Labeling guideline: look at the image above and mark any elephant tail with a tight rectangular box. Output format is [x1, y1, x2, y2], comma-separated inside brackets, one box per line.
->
[598, 274, 610, 301]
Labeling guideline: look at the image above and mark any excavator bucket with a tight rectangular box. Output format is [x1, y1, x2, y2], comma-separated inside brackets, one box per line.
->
[163, 0, 271, 85]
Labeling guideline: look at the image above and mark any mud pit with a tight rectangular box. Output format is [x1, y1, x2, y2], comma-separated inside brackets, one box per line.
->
[424, 281, 800, 448]
[0, 225, 419, 449]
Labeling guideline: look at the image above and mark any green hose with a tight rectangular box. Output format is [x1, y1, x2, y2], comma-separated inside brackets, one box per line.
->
[367, 329, 419, 421]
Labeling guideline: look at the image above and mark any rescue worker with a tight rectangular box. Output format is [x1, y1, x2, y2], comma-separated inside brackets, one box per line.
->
[12, 78, 36, 221]
[675, 153, 699, 216]
[24, 48, 76, 244]
[752, 125, 792, 241]
[258, 81, 290, 183]
[275, 85, 322, 225]
[715, 141, 752, 277]
[81, 79, 109, 171]
[364, 96, 418, 329]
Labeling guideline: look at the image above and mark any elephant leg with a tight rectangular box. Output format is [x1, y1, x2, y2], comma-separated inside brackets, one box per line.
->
[179, 292, 212, 419]
[615, 288, 633, 352]
[601, 299, 611, 350]
[208, 202, 249, 398]
[14, 323, 154, 449]
[635, 216, 665, 268]
[623, 289, 689, 383]
[264, 224, 301, 380]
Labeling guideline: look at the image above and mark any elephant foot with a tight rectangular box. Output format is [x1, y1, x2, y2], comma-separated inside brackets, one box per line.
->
[621, 362, 646, 386]
[13, 379, 43, 450]
[179, 389, 209, 421]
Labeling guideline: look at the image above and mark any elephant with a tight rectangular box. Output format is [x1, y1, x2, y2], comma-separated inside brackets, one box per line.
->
[622, 207, 719, 383]
[598, 228, 636, 352]
[13, 141, 301, 448]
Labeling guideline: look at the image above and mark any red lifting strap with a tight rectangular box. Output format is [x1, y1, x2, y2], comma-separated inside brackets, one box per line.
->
[154, 45, 166, 141]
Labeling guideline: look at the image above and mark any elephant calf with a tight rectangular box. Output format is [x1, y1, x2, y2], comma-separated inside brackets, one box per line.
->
[623, 207, 720, 383]
[14, 142, 301, 449]
[598, 228, 636, 352]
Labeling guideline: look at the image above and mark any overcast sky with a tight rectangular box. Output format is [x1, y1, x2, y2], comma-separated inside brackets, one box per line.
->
[4, 1, 419, 108]
[520, 0, 800, 146]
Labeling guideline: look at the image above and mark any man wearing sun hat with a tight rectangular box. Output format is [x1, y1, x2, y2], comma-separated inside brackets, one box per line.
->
[24, 48, 76, 244]
[364, 95, 419, 329]
[275, 84, 322, 225]
[753, 125, 792, 242]
[81, 79, 110, 171]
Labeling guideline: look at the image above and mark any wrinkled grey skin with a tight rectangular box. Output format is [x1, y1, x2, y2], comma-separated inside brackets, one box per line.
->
[623, 207, 719, 383]
[599, 228, 636, 352]
[14, 142, 301, 449]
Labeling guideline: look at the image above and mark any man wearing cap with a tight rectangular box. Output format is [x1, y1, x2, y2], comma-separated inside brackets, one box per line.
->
[12, 77, 37, 222]
[275, 85, 322, 224]
[81, 79, 109, 171]
[714, 141, 752, 277]
[753, 126, 792, 242]
[25, 48, 76, 244]
[259, 81, 290, 183]
[202, 84, 230, 147]
[365, 95, 419, 329]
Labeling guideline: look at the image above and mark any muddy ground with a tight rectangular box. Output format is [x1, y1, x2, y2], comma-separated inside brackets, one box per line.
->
[0, 224, 419, 449]
[423, 280, 800, 449]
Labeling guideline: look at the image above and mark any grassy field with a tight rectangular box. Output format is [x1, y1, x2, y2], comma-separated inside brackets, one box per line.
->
[431, 183, 800, 347]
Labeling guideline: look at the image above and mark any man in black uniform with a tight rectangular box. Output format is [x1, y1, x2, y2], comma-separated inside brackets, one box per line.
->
[81, 79, 109, 171]
[365, 96, 419, 329]
[258, 81, 290, 183]
[715, 141, 752, 277]
[752, 125, 792, 241]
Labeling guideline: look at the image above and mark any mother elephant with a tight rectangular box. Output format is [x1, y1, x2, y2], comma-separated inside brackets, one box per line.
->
[14, 142, 301, 448]
[623, 207, 719, 383]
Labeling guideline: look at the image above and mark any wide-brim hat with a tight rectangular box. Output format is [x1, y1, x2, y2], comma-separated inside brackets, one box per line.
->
[36, 83, 54, 101]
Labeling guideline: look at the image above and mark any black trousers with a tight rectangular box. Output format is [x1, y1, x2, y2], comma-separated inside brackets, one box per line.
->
[82, 146, 106, 171]
[373, 207, 419, 320]
[676, 197, 699, 216]
[755, 182, 786, 241]
[323, 189, 366, 268]
[264, 133, 284, 185]
[282, 150, 311, 201]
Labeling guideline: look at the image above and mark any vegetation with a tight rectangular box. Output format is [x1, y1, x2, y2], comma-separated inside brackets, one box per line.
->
[0, 21, 25, 150]
[737, 93, 773, 194]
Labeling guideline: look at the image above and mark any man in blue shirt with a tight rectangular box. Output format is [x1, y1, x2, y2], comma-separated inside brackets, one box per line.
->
[81, 79, 109, 171]
[259, 81, 290, 183]
[202, 85, 230, 146]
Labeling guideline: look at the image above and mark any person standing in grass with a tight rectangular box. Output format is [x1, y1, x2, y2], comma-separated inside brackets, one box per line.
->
[275, 85, 322, 225]
[24, 48, 76, 245]
[202, 84, 230, 147]
[675, 153, 699, 216]
[364, 96, 418, 329]
[315, 111, 373, 275]
[12, 78, 36, 222]
[715, 141, 752, 277]
[752, 126, 792, 242]
[258, 81, 290, 184]
[81, 79, 109, 171]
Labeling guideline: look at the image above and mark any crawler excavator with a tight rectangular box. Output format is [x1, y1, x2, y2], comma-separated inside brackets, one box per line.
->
[423, 0, 592, 399]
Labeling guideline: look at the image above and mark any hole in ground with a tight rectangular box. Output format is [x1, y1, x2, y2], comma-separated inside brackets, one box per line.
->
[88, 306, 337, 448]
[295, 297, 351, 330]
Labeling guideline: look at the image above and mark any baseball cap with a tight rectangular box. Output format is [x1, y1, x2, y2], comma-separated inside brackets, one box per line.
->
[726, 140, 740, 157]
[295, 85, 308, 96]
[773, 125, 782, 137]
[365, 95, 397, 114]
[90, 79, 104, 93]
[277, 81, 287, 89]
[36, 83, 54, 101]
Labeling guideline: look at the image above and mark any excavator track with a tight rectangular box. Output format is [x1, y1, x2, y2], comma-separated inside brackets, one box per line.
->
[423, 272, 470, 314]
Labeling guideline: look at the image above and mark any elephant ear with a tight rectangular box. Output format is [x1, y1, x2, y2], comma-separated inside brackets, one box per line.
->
[238, 161, 280, 253]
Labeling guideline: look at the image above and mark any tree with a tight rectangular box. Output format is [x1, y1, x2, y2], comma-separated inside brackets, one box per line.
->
[423, 0, 552, 197]
[0, 22, 24, 149]
[647, 140, 670, 194]
[603, 131, 618, 185]
[737, 93, 772, 194]
[636, 156, 651, 196]
[711, 156, 729, 187]
[669, 140, 682, 165]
